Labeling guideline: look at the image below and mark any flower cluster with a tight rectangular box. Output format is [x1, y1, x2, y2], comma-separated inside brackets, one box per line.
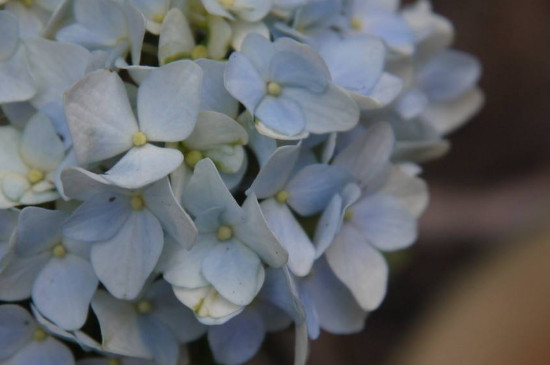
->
[0, 0, 483, 364]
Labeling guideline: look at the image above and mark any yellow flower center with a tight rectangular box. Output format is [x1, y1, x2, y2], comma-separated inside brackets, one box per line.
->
[27, 169, 44, 184]
[344, 209, 354, 221]
[267, 82, 282, 97]
[152, 13, 165, 23]
[275, 190, 289, 204]
[132, 132, 147, 147]
[351, 16, 363, 31]
[136, 300, 153, 314]
[185, 150, 204, 169]
[33, 328, 47, 342]
[52, 243, 67, 258]
[131, 195, 145, 211]
[191, 45, 209, 60]
[217, 225, 233, 241]
[219, 0, 234, 7]
[107, 359, 121, 365]
[21, 0, 34, 7]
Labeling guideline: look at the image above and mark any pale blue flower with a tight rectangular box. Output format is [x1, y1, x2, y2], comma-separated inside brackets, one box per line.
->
[0, 208, 18, 273]
[0, 113, 65, 208]
[64, 61, 202, 189]
[61, 168, 197, 300]
[201, 0, 272, 22]
[91, 281, 205, 365]
[0, 304, 75, 365]
[224, 34, 359, 139]
[248, 144, 352, 276]
[56, 0, 145, 65]
[1, 0, 64, 38]
[162, 158, 288, 323]
[0, 11, 36, 104]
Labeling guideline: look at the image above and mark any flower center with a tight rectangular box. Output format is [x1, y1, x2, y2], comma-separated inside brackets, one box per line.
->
[152, 13, 165, 23]
[217, 225, 233, 241]
[52, 243, 67, 258]
[275, 190, 289, 204]
[219, 0, 235, 7]
[131, 195, 145, 211]
[132, 132, 147, 147]
[267, 82, 282, 97]
[20, 0, 34, 7]
[191, 45, 208, 60]
[344, 209, 354, 221]
[351, 16, 363, 31]
[136, 300, 153, 314]
[185, 150, 204, 168]
[27, 169, 44, 184]
[33, 328, 47, 342]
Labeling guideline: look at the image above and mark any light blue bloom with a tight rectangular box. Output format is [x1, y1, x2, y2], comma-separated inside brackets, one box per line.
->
[161, 158, 288, 323]
[0, 304, 75, 365]
[0, 11, 36, 104]
[61, 168, 197, 300]
[201, 0, 272, 22]
[64, 61, 202, 189]
[248, 144, 352, 276]
[91, 281, 205, 365]
[1, 0, 65, 39]
[224, 34, 359, 139]
[56, 0, 145, 65]
[0, 207, 98, 330]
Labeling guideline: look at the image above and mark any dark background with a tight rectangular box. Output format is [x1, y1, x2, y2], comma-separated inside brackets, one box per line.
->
[251, 1, 550, 364]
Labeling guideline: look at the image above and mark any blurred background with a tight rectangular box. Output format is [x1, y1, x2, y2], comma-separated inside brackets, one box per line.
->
[251, 1, 550, 363]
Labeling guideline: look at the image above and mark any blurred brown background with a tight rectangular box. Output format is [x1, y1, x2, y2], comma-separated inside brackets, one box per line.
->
[252, 1, 550, 364]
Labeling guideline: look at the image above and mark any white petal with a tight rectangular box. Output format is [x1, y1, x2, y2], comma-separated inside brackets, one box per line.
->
[381, 166, 429, 217]
[125, 0, 146, 65]
[247, 144, 300, 199]
[91, 210, 163, 300]
[64, 69, 138, 165]
[137, 60, 202, 142]
[103, 144, 183, 189]
[185, 111, 248, 150]
[32, 254, 98, 331]
[0, 304, 34, 361]
[0, 126, 26, 175]
[1, 173, 29, 206]
[60, 167, 120, 201]
[326, 226, 388, 311]
[173, 286, 244, 325]
[260, 199, 315, 277]
[202, 240, 264, 306]
[196, 59, 239, 118]
[158, 8, 195, 65]
[143, 178, 197, 248]
[19, 113, 64, 171]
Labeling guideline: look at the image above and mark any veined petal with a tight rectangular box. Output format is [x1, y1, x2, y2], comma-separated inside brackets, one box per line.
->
[234, 194, 288, 267]
[144, 178, 197, 248]
[0, 252, 49, 301]
[137, 61, 202, 142]
[91, 210, 163, 300]
[224, 51, 266, 113]
[256, 95, 306, 137]
[326, 225, 388, 311]
[202, 240, 264, 306]
[32, 254, 98, 331]
[260, 199, 315, 277]
[208, 308, 265, 365]
[19, 113, 64, 172]
[17, 207, 67, 256]
[5, 337, 74, 365]
[0, 304, 34, 361]
[103, 144, 183, 189]
[0, 47, 36, 104]
[196, 59, 239, 118]
[64, 69, 138, 165]
[247, 144, 300, 199]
